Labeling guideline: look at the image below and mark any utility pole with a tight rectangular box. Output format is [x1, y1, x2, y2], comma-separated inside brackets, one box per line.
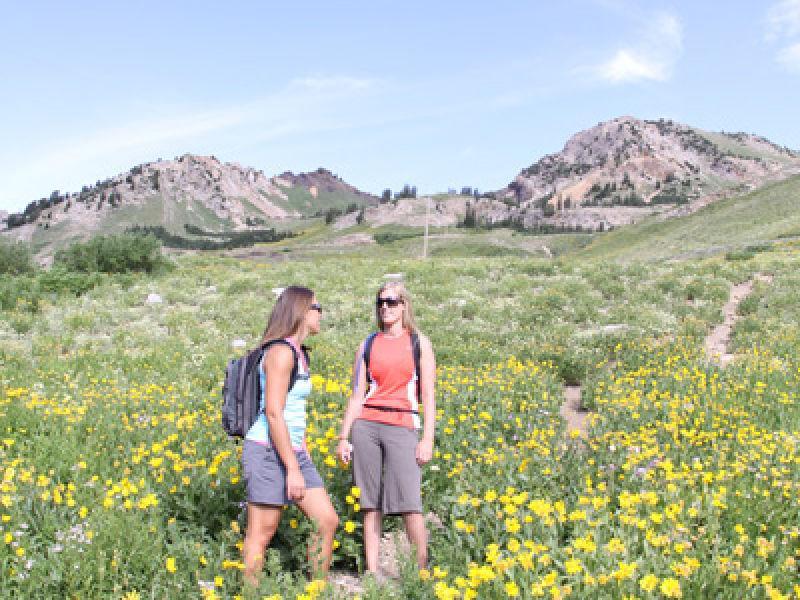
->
[423, 195, 430, 258]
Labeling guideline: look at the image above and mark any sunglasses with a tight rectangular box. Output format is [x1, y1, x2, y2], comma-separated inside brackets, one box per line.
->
[376, 297, 403, 308]
[310, 303, 323, 314]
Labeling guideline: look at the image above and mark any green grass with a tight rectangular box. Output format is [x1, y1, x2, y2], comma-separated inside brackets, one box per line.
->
[698, 129, 796, 163]
[576, 175, 800, 261]
[2, 248, 799, 597]
[268, 185, 371, 217]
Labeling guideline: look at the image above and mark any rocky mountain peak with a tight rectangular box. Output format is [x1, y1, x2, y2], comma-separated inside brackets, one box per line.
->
[498, 116, 800, 231]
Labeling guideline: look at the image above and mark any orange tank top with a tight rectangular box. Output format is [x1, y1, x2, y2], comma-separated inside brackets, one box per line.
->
[358, 332, 419, 429]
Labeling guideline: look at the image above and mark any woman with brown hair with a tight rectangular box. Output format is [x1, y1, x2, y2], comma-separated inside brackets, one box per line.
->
[336, 281, 436, 576]
[242, 286, 338, 585]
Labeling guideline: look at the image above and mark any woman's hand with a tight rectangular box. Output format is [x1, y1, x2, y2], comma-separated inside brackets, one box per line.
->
[286, 468, 306, 501]
[336, 439, 353, 464]
[416, 438, 433, 465]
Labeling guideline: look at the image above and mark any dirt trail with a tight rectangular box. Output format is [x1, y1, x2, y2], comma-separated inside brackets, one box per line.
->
[705, 273, 773, 367]
[559, 385, 589, 438]
[328, 512, 442, 597]
[332, 275, 773, 595]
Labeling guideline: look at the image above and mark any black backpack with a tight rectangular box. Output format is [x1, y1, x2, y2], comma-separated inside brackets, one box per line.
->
[362, 331, 421, 413]
[221, 339, 308, 438]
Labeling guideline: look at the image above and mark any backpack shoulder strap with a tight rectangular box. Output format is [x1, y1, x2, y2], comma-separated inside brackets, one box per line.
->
[362, 332, 379, 383]
[261, 339, 300, 390]
[411, 332, 421, 400]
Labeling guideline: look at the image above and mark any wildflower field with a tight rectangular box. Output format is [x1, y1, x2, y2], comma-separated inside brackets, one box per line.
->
[1, 242, 799, 598]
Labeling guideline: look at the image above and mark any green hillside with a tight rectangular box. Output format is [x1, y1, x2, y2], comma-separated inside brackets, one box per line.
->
[575, 174, 800, 261]
[268, 184, 373, 216]
[697, 129, 796, 163]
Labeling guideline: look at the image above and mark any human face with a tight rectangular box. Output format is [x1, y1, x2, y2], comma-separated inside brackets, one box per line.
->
[306, 296, 322, 335]
[377, 293, 404, 327]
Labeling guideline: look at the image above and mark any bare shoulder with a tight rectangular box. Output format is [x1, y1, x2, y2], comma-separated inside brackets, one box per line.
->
[416, 332, 434, 353]
[264, 342, 295, 370]
[354, 337, 368, 360]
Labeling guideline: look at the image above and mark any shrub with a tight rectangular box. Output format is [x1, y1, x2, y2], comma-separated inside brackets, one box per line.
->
[374, 231, 422, 245]
[0, 239, 35, 275]
[725, 249, 755, 261]
[38, 266, 103, 296]
[54, 233, 164, 274]
[0, 276, 40, 312]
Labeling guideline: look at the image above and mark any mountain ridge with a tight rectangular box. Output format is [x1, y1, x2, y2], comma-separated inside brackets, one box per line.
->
[3, 116, 799, 255]
[1, 154, 378, 255]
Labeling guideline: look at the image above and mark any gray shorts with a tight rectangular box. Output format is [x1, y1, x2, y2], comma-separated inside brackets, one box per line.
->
[351, 419, 422, 515]
[241, 440, 324, 506]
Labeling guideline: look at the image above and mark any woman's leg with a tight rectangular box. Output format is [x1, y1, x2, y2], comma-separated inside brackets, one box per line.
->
[296, 487, 339, 578]
[362, 509, 382, 573]
[351, 420, 384, 573]
[402, 512, 428, 568]
[243, 502, 282, 586]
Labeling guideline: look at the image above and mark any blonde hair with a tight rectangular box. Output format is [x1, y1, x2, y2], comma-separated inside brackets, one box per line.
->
[375, 281, 419, 334]
[260, 285, 314, 346]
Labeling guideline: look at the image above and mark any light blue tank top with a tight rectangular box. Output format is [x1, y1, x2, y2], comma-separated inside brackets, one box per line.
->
[245, 342, 312, 449]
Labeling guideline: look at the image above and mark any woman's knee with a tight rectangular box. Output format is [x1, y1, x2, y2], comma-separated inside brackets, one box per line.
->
[247, 511, 281, 544]
[315, 509, 339, 536]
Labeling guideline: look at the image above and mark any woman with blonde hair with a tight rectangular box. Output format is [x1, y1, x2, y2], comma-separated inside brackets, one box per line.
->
[336, 281, 436, 575]
[242, 286, 338, 585]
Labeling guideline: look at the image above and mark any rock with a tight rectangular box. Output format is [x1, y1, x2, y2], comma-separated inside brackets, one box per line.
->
[378, 530, 411, 579]
[600, 324, 629, 333]
[425, 511, 445, 530]
[329, 233, 375, 246]
[328, 571, 364, 595]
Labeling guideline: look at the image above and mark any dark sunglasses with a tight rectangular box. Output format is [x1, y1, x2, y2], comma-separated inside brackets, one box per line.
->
[310, 303, 323, 313]
[376, 297, 403, 308]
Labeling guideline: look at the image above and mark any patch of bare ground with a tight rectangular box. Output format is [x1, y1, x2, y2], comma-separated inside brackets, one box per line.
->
[705, 273, 773, 366]
[560, 385, 590, 439]
[328, 512, 443, 597]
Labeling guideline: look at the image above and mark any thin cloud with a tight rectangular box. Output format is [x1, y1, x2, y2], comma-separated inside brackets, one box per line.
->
[778, 42, 800, 70]
[597, 50, 668, 83]
[766, 0, 800, 72]
[289, 76, 377, 93]
[1, 76, 376, 209]
[588, 12, 683, 84]
[766, 0, 800, 40]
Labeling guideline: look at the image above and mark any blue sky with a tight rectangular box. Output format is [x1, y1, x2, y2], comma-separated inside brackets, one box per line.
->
[1, 0, 799, 212]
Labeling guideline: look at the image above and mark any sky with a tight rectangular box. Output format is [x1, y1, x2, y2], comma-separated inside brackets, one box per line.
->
[1, 0, 799, 212]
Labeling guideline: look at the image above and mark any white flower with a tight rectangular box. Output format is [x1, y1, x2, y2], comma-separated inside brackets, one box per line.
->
[232, 339, 247, 349]
[198, 580, 215, 591]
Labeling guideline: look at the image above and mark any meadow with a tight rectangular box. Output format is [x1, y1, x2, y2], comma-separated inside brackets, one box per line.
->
[1, 238, 799, 598]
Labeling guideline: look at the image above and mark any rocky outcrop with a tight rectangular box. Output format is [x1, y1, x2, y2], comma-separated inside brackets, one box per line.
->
[493, 116, 800, 230]
[274, 168, 377, 204]
[2, 155, 377, 251]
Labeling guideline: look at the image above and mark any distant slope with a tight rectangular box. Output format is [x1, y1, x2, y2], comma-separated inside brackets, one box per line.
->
[575, 174, 800, 261]
[1, 155, 377, 256]
[492, 116, 800, 232]
[271, 169, 378, 215]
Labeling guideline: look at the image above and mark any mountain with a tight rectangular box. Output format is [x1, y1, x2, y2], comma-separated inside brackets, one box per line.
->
[575, 174, 800, 262]
[4, 116, 799, 255]
[328, 116, 800, 236]
[1, 154, 377, 254]
[490, 116, 800, 231]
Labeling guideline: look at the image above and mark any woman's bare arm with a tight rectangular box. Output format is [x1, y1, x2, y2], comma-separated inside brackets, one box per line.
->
[263, 344, 305, 499]
[337, 340, 369, 460]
